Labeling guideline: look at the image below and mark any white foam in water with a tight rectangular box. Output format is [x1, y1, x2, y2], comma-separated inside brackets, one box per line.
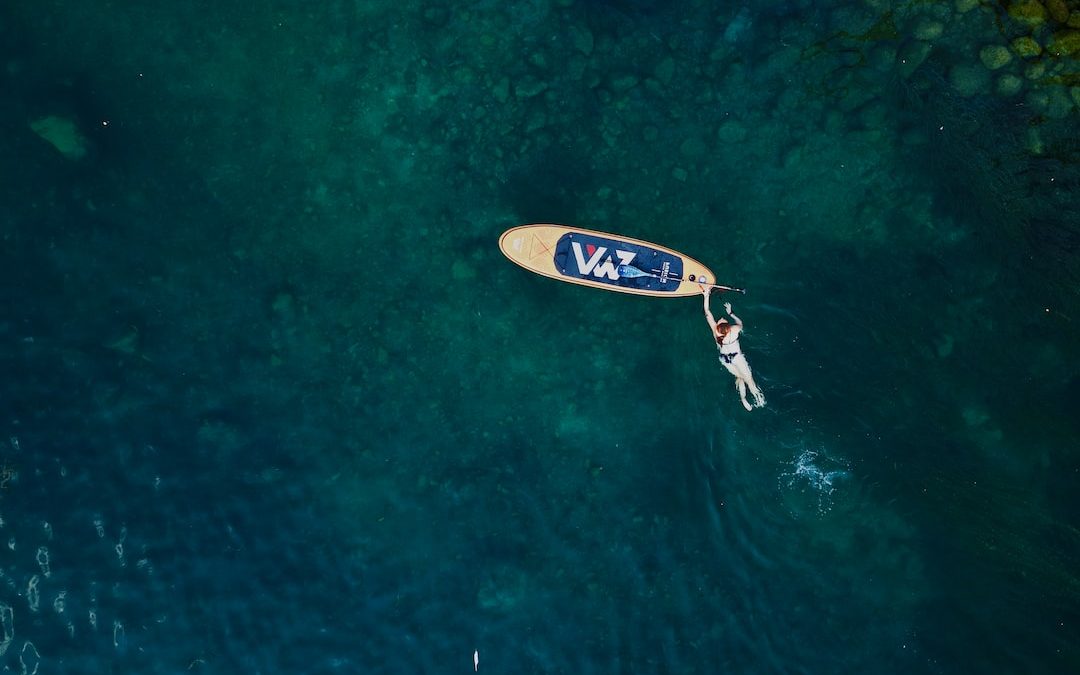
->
[780, 448, 849, 515]
[0, 602, 13, 657]
[116, 526, 127, 567]
[136, 557, 153, 575]
[112, 620, 125, 651]
[26, 576, 39, 613]
[53, 590, 66, 614]
[5, 439, 160, 664]
[19, 640, 40, 675]
[35, 547, 50, 578]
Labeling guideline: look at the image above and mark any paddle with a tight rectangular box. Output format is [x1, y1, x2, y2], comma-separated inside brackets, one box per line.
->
[617, 264, 746, 294]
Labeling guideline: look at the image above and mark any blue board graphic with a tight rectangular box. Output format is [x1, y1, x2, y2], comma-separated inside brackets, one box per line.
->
[553, 232, 685, 293]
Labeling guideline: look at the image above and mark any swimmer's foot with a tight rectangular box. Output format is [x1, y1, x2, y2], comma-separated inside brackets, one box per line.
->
[741, 397, 753, 412]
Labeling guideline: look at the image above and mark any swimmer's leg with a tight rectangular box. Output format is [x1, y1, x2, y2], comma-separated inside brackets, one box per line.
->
[736, 379, 752, 411]
[747, 377, 766, 408]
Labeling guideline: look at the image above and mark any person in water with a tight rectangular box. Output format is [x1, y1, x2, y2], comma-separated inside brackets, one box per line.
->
[701, 286, 765, 411]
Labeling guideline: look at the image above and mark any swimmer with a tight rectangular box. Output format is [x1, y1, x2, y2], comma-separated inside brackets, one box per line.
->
[701, 286, 765, 411]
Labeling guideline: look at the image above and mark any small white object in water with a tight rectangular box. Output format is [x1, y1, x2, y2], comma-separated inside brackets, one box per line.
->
[474, 650, 479, 671]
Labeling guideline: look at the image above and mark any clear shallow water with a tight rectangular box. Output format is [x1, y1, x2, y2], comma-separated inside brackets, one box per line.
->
[2, 0, 1079, 673]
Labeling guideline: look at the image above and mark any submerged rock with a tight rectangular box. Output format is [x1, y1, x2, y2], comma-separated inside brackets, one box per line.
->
[723, 7, 752, 44]
[29, 115, 88, 160]
[513, 75, 548, 99]
[1047, 29, 1080, 55]
[1046, 0, 1070, 23]
[997, 73, 1025, 96]
[1011, 35, 1043, 58]
[569, 25, 593, 55]
[1042, 85, 1075, 117]
[716, 119, 747, 143]
[913, 18, 945, 41]
[950, 64, 990, 96]
[1008, 0, 1048, 27]
[980, 44, 1013, 69]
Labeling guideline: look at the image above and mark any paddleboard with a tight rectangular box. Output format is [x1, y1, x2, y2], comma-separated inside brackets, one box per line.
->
[498, 224, 719, 297]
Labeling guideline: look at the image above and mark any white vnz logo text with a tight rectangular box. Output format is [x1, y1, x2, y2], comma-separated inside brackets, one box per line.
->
[571, 242, 635, 280]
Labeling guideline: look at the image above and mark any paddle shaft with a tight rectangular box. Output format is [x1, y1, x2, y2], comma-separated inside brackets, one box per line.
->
[619, 264, 745, 294]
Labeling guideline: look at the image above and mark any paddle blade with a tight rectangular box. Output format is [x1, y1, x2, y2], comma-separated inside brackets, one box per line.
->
[616, 264, 651, 279]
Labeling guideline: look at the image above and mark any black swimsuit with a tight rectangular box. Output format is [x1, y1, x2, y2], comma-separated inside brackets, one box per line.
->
[716, 336, 740, 364]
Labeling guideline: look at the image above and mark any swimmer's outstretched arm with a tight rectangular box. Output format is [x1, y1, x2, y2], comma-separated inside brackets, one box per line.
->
[702, 286, 717, 327]
[723, 302, 743, 327]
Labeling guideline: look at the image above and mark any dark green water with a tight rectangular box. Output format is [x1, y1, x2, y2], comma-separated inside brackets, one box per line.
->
[2, 0, 1079, 673]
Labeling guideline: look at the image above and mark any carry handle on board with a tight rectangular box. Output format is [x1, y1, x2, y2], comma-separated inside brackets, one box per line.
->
[616, 264, 746, 294]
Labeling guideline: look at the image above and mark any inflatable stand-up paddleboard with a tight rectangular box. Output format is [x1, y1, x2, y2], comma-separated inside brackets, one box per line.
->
[499, 224, 739, 297]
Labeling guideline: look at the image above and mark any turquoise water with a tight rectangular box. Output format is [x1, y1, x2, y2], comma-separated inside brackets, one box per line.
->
[2, 0, 1079, 672]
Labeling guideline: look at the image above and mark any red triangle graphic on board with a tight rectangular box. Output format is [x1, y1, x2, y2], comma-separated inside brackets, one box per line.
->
[586, 244, 597, 256]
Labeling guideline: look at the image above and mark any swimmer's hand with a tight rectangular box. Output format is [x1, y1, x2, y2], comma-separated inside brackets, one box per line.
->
[723, 302, 732, 313]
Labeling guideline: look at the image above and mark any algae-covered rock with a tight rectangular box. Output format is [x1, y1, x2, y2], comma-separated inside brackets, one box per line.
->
[997, 73, 1025, 96]
[1027, 126, 1045, 154]
[609, 74, 639, 92]
[1011, 35, 1043, 57]
[716, 119, 747, 143]
[569, 24, 593, 56]
[513, 75, 547, 99]
[653, 56, 675, 85]
[950, 64, 991, 96]
[679, 136, 707, 157]
[29, 115, 88, 160]
[1046, 0, 1069, 23]
[1026, 88, 1051, 113]
[1071, 86, 1080, 107]
[956, 0, 980, 13]
[1047, 29, 1080, 55]
[1043, 85, 1075, 117]
[1008, 0, 1048, 26]
[913, 18, 945, 41]
[1070, 10, 1080, 27]
[493, 76, 511, 103]
[980, 44, 1014, 69]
